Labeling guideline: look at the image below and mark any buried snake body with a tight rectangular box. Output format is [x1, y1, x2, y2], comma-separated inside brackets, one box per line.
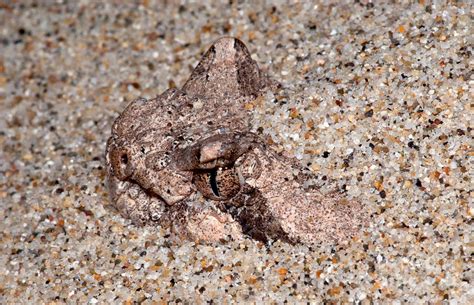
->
[105, 37, 366, 244]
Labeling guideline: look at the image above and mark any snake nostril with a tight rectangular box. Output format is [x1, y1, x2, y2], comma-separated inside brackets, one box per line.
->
[120, 153, 128, 164]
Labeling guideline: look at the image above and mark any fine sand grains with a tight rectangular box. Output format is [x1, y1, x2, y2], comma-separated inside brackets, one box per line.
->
[0, 1, 471, 303]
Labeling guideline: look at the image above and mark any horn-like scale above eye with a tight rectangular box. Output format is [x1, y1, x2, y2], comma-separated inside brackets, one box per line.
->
[193, 167, 241, 200]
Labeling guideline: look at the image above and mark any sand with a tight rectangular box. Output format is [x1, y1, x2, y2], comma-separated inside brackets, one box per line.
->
[0, 1, 472, 303]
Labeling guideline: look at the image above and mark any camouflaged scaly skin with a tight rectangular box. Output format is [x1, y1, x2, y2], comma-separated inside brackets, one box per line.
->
[105, 37, 366, 244]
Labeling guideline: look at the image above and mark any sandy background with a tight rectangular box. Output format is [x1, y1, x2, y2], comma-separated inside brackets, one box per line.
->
[0, 1, 472, 303]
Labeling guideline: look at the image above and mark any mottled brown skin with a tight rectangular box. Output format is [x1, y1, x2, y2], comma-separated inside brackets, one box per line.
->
[105, 37, 366, 244]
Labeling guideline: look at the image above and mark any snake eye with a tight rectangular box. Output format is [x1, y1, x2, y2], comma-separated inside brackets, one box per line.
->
[193, 167, 241, 200]
[209, 169, 220, 197]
